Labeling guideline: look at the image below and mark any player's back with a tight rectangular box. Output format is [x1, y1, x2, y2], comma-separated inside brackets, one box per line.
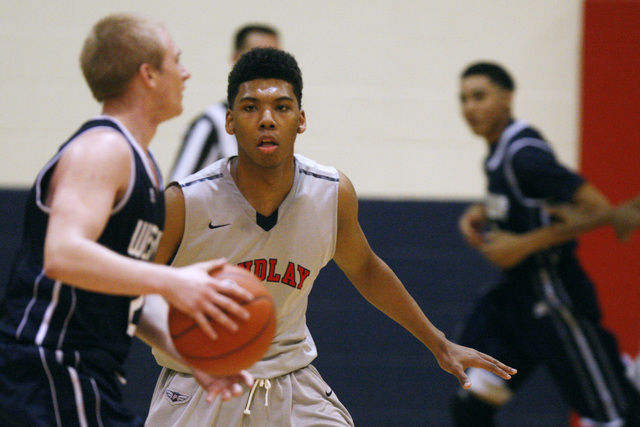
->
[0, 117, 164, 370]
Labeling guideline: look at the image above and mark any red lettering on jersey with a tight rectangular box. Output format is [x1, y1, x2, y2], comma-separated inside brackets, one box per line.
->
[237, 261, 253, 271]
[281, 262, 297, 288]
[267, 259, 281, 282]
[297, 265, 311, 289]
[254, 259, 268, 281]
[237, 259, 311, 291]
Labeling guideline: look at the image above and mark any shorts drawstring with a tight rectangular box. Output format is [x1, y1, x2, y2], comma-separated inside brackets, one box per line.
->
[243, 378, 271, 415]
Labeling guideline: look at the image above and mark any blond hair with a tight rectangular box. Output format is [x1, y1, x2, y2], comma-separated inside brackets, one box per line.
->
[80, 13, 165, 102]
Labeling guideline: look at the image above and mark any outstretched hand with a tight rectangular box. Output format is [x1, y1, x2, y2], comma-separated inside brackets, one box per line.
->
[193, 368, 254, 402]
[434, 340, 516, 389]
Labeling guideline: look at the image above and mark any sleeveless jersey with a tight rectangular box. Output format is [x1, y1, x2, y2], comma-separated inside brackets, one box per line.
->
[166, 153, 339, 378]
[0, 116, 164, 373]
[483, 119, 584, 277]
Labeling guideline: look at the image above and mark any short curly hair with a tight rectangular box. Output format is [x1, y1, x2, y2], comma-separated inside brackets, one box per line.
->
[227, 48, 303, 108]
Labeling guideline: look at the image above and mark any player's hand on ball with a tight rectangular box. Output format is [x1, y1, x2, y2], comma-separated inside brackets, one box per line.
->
[192, 368, 254, 402]
[435, 341, 517, 389]
[163, 258, 253, 341]
[169, 265, 276, 376]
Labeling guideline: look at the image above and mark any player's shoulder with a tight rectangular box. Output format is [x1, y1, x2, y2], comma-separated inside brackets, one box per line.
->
[294, 153, 339, 182]
[64, 126, 131, 165]
[506, 120, 552, 157]
[177, 157, 227, 189]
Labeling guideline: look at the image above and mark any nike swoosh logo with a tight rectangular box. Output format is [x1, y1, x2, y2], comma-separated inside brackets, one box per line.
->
[325, 390, 333, 397]
[208, 222, 231, 230]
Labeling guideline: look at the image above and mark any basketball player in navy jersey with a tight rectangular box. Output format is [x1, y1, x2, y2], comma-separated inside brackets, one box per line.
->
[451, 62, 640, 426]
[0, 14, 253, 426]
[145, 48, 517, 427]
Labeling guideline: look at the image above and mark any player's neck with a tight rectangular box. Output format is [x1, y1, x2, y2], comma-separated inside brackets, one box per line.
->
[102, 98, 160, 149]
[231, 157, 295, 217]
[485, 116, 512, 145]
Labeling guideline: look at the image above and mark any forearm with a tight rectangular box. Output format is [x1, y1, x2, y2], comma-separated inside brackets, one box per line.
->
[614, 195, 640, 227]
[515, 222, 583, 254]
[136, 295, 191, 371]
[44, 236, 173, 297]
[499, 183, 611, 258]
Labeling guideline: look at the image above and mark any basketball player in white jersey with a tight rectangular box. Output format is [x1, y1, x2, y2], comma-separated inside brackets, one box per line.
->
[144, 48, 516, 426]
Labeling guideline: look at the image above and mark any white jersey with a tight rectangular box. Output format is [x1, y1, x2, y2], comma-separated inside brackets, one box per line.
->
[162, 153, 339, 379]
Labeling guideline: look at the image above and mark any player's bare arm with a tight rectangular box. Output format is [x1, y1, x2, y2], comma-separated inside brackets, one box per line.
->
[479, 182, 609, 269]
[43, 130, 249, 341]
[332, 171, 516, 388]
[611, 193, 640, 240]
[44, 129, 141, 290]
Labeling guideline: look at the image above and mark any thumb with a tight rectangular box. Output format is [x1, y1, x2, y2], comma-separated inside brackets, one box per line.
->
[459, 374, 472, 389]
[202, 258, 227, 274]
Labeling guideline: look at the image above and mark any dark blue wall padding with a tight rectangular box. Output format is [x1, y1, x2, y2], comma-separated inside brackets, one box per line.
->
[0, 190, 568, 426]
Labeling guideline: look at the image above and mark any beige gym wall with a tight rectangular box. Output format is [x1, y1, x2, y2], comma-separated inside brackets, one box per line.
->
[0, 1, 582, 199]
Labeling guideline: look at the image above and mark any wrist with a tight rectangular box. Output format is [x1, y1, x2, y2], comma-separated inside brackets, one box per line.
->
[151, 264, 174, 298]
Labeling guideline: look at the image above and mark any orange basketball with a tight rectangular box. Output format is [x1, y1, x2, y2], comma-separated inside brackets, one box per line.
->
[168, 264, 276, 376]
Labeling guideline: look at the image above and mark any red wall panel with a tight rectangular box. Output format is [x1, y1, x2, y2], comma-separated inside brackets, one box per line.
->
[574, 2, 640, 425]
[579, 0, 640, 355]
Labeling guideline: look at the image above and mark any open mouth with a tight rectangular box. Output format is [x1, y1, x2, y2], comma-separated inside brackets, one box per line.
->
[258, 139, 278, 153]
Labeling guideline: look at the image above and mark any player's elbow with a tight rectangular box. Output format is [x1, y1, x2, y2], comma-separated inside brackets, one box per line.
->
[43, 251, 66, 280]
[42, 240, 75, 281]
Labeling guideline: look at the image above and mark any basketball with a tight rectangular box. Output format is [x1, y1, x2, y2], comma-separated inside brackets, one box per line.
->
[168, 264, 276, 376]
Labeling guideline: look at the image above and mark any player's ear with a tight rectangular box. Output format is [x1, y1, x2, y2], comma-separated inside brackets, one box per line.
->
[138, 63, 158, 89]
[225, 110, 235, 135]
[501, 89, 513, 109]
[297, 110, 306, 134]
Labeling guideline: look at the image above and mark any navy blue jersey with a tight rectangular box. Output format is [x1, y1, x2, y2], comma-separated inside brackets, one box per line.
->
[483, 119, 584, 276]
[455, 119, 640, 423]
[0, 116, 164, 372]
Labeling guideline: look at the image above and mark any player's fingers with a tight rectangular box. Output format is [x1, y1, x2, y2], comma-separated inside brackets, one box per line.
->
[193, 311, 218, 341]
[239, 370, 254, 388]
[231, 382, 243, 397]
[205, 290, 250, 324]
[201, 302, 240, 333]
[214, 278, 253, 302]
[202, 258, 227, 272]
[479, 353, 516, 374]
[474, 354, 516, 379]
[219, 388, 232, 401]
[450, 364, 471, 389]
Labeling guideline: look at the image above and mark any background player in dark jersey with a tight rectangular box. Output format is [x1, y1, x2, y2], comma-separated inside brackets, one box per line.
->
[450, 61, 640, 426]
[0, 13, 252, 427]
